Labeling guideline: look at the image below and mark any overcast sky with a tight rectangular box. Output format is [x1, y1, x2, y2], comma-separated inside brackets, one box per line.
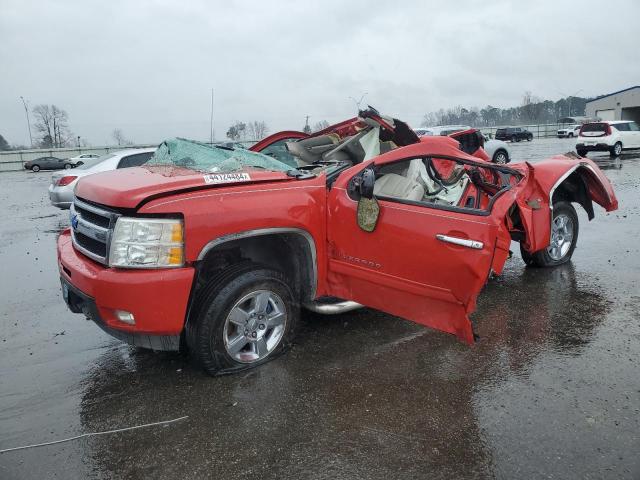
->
[1, 0, 639, 146]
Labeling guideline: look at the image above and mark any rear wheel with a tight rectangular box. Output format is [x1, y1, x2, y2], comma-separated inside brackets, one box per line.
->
[511, 135, 517, 142]
[576, 148, 587, 157]
[31, 164, 40, 172]
[520, 201, 579, 268]
[64, 163, 72, 169]
[186, 263, 297, 376]
[610, 142, 622, 157]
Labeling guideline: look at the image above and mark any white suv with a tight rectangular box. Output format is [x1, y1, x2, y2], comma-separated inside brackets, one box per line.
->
[576, 121, 640, 157]
[557, 125, 581, 138]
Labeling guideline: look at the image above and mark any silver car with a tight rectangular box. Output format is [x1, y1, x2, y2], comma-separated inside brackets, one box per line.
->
[49, 148, 156, 209]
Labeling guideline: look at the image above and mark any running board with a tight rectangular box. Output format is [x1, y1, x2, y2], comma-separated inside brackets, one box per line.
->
[303, 300, 363, 315]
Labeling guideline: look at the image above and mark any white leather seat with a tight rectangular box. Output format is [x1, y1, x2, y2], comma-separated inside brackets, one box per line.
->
[373, 173, 425, 201]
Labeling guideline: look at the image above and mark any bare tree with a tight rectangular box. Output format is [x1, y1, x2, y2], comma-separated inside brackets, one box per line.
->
[226, 121, 246, 141]
[32, 104, 72, 148]
[112, 128, 132, 146]
[312, 120, 330, 132]
[246, 121, 269, 140]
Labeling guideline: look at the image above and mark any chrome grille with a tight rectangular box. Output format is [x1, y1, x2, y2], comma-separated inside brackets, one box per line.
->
[70, 198, 120, 265]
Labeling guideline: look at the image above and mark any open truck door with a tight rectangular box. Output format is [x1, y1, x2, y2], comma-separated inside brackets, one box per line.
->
[325, 147, 523, 343]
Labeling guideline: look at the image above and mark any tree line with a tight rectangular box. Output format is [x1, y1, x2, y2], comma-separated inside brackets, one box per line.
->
[225, 119, 330, 141]
[422, 92, 590, 128]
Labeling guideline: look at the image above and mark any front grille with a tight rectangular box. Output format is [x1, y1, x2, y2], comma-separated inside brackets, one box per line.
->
[75, 204, 111, 228]
[74, 231, 108, 258]
[71, 198, 120, 265]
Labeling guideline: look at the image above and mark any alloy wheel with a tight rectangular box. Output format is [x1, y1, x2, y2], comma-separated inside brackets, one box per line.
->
[223, 289, 287, 363]
[547, 213, 574, 261]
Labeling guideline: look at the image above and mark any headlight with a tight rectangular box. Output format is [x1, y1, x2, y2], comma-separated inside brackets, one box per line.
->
[109, 217, 184, 268]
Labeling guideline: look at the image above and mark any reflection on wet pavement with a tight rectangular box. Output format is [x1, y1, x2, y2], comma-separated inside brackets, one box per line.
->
[1, 140, 639, 479]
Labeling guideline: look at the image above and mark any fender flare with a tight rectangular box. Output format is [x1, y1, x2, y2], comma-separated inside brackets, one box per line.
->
[196, 227, 318, 299]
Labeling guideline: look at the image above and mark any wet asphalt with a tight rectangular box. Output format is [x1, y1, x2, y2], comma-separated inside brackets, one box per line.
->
[0, 138, 639, 479]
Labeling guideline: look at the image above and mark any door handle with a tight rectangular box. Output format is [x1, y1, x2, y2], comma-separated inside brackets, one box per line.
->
[436, 234, 484, 249]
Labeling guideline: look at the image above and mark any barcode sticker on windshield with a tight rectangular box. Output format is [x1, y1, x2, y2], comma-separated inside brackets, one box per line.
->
[203, 172, 251, 184]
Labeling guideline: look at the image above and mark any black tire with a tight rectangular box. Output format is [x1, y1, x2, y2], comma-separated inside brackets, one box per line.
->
[527, 134, 533, 141]
[576, 148, 587, 157]
[610, 142, 622, 157]
[520, 201, 579, 268]
[568, 133, 573, 138]
[493, 149, 509, 164]
[511, 135, 517, 142]
[31, 164, 40, 172]
[186, 263, 298, 376]
[64, 163, 73, 169]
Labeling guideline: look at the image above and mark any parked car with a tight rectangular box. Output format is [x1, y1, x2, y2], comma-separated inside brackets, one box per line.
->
[495, 127, 534, 142]
[67, 153, 101, 165]
[24, 156, 75, 172]
[576, 120, 640, 157]
[57, 108, 617, 376]
[557, 125, 581, 138]
[49, 148, 156, 209]
[415, 125, 511, 164]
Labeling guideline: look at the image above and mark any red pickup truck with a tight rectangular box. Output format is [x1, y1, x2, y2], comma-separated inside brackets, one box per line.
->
[57, 109, 617, 375]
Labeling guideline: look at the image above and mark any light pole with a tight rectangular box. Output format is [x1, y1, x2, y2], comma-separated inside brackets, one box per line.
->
[20, 96, 33, 148]
[77, 136, 81, 149]
[210, 88, 214, 144]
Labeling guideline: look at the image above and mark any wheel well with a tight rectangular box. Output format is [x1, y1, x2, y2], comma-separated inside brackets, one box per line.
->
[493, 148, 507, 159]
[552, 170, 595, 220]
[192, 232, 316, 307]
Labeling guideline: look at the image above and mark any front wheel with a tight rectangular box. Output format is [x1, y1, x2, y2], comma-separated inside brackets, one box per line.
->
[493, 150, 508, 164]
[186, 264, 297, 376]
[520, 201, 579, 268]
[527, 134, 533, 141]
[31, 165, 40, 172]
[64, 163, 73, 169]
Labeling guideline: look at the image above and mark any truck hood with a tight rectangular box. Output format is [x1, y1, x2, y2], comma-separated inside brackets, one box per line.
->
[74, 165, 292, 209]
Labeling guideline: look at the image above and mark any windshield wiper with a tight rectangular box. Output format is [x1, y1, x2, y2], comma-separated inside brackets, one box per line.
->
[287, 169, 316, 179]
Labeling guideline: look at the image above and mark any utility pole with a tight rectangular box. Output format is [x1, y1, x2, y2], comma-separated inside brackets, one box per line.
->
[348, 92, 368, 111]
[557, 89, 584, 118]
[303, 115, 311, 134]
[20, 96, 33, 148]
[210, 88, 214, 144]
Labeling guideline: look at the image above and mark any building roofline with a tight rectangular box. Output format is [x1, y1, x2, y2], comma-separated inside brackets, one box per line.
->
[587, 85, 640, 104]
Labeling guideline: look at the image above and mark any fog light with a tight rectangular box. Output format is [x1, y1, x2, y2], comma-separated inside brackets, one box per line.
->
[114, 310, 135, 325]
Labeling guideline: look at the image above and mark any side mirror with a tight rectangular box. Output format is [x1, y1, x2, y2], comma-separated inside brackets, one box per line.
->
[357, 197, 380, 232]
[359, 168, 375, 199]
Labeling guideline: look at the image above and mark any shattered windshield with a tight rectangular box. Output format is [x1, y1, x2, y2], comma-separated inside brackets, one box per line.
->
[147, 138, 293, 173]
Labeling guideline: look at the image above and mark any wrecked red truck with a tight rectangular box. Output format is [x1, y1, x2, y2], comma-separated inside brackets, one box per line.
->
[57, 108, 618, 375]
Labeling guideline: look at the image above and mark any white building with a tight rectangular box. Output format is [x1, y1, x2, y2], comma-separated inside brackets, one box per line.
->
[585, 86, 640, 122]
